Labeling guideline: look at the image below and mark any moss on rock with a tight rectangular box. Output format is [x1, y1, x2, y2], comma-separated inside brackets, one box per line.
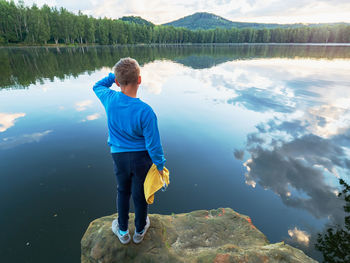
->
[81, 208, 317, 263]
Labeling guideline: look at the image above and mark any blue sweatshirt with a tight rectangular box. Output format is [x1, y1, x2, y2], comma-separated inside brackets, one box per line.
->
[93, 73, 166, 171]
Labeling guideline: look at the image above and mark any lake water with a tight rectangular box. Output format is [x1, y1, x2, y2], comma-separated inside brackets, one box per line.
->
[1, 44, 350, 262]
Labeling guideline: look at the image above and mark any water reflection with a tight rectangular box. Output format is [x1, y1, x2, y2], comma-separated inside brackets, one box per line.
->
[222, 59, 350, 224]
[141, 61, 187, 94]
[215, 57, 350, 260]
[288, 227, 311, 246]
[0, 130, 52, 150]
[0, 112, 26, 132]
[228, 87, 295, 113]
[75, 100, 93, 112]
[81, 113, 101, 122]
[242, 134, 346, 220]
[1, 45, 350, 263]
[1, 45, 350, 89]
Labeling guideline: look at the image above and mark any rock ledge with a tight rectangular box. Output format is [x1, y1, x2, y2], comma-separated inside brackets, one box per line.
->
[81, 208, 317, 263]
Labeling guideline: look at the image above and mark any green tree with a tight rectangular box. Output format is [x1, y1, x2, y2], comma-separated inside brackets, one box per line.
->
[316, 179, 350, 263]
[84, 16, 95, 43]
[25, 4, 50, 44]
[0, 0, 18, 42]
[49, 7, 60, 44]
[0, 0, 349, 46]
[39, 4, 50, 44]
[76, 11, 85, 44]
[59, 8, 71, 44]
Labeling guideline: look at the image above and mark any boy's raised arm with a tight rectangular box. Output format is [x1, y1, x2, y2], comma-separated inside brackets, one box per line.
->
[93, 73, 115, 105]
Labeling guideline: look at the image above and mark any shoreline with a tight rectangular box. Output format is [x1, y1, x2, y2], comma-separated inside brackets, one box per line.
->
[1, 42, 350, 49]
[81, 208, 318, 263]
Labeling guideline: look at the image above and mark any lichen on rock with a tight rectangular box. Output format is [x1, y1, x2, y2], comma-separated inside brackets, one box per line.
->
[81, 208, 317, 263]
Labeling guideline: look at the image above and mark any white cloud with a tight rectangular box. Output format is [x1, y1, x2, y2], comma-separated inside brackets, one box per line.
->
[75, 100, 93, 111]
[0, 130, 53, 149]
[198, 58, 350, 140]
[86, 113, 100, 121]
[81, 113, 101, 122]
[17, 0, 350, 24]
[288, 227, 311, 246]
[0, 113, 26, 132]
[244, 1, 350, 24]
[141, 61, 186, 94]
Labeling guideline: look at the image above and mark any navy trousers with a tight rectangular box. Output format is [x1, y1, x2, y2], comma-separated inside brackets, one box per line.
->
[111, 151, 152, 233]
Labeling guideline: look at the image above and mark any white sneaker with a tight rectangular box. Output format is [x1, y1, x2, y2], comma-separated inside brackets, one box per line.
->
[133, 216, 150, 244]
[111, 219, 131, 244]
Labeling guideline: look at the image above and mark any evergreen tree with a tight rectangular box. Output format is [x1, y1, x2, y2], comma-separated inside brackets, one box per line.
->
[0, 0, 349, 45]
[316, 179, 350, 263]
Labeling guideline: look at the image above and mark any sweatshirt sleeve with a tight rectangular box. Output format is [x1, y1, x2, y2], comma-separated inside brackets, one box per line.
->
[92, 73, 115, 105]
[142, 108, 166, 171]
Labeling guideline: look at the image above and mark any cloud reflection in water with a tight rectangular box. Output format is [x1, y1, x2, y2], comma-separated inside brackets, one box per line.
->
[220, 58, 350, 224]
[75, 100, 93, 111]
[288, 227, 311, 247]
[0, 130, 53, 149]
[81, 113, 101, 122]
[135, 58, 350, 224]
[0, 112, 26, 132]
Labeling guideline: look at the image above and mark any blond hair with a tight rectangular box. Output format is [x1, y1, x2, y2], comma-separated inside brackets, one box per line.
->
[113, 57, 140, 86]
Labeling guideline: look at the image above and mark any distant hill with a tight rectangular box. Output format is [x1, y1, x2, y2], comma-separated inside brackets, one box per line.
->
[163, 12, 236, 30]
[119, 16, 154, 26]
[162, 12, 330, 30]
[121, 12, 348, 31]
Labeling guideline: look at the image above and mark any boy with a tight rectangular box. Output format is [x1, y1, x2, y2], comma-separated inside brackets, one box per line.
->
[93, 57, 166, 244]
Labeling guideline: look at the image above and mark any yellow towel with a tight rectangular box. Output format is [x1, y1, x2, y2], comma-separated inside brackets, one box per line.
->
[144, 164, 170, 204]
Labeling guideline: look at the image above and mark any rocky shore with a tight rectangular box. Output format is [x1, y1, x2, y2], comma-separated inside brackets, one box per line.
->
[81, 208, 317, 263]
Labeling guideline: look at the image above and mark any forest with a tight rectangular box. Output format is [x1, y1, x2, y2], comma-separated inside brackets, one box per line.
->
[2, 45, 349, 89]
[1, 0, 350, 45]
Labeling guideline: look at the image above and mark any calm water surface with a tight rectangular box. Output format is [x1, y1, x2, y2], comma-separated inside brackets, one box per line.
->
[1, 45, 350, 262]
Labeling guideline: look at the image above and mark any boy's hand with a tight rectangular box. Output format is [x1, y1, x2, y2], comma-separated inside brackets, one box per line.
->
[158, 169, 164, 176]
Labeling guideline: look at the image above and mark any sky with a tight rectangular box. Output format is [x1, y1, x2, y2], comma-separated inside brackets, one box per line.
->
[18, 0, 350, 24]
